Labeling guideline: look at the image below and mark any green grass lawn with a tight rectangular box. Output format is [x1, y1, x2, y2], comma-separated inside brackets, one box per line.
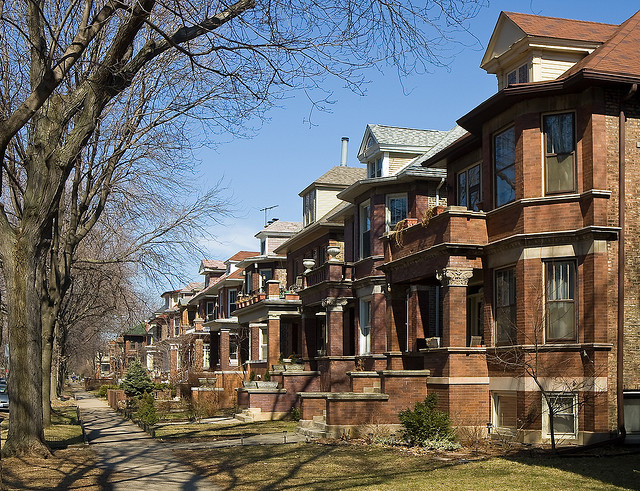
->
[175, 443, 640, 490]
[0, 405, 84, 448]
[156, 419, 298, 441]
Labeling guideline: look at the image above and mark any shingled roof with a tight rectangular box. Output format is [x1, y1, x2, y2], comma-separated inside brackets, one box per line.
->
[503, 11, 618, 43]
[259, 220, 302, 234]
[201, 259, 225, 270]
[561, 10, 640, 80]
[368, 124, 447, 148]
[228, 250, 260, 262]
[310, 166, 366, 188]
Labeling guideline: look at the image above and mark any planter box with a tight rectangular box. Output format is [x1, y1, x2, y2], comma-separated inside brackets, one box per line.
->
[272, 364, 285, 371]
[243, 381, 258, 388]
[255, 381, 278, 388]
[285, 364, 305, 371]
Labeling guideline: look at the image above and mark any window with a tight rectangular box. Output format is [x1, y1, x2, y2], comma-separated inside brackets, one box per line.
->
[506, 63, 529, 86]
[303, 189, 316, 226]
[546, 260, 576, 341]
[386, 193, 408, 231]
[367, 157, 382, 178]
[495, 267, 516, 344]
[260, 238, 266, 255]
[359, 201, 371, 259]
[203, 343, 210, 369]
[544, 113, 575, 194]
[493, 392, 517, 430]
[259, 327, 268, 361]
[494, 127, 516, 207]
[228, 289, 237, 315]
[206, 301, 215, 322]
[543, 393, 578, 438]
[174, 318, 180, 336]
[359, 299, 372, 355]
[457, 163, 482, 211]
[187, 309, 195, 326]
[259, 269, 273, 292]
[229, 336, 238, 366]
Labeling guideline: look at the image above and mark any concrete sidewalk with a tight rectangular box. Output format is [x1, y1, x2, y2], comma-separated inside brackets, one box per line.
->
[75, 390, 213, 490]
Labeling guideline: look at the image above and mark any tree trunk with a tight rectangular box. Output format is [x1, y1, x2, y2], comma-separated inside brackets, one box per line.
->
[41, 306, 56, 427]
[3, 235, 49, 456]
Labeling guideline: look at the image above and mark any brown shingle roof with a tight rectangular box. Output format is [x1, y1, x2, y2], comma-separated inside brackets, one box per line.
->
[313, 166, 366, 187]
[503, 11, 618, 43]
[562, 10, 640, 79]
[201, 259, 225, 270]
[260, 220, 302, 234]
[228, 251, 259, 262]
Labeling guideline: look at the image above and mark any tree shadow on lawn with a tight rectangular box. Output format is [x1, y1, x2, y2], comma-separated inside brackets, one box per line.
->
[178, 443, 457, 490]
[501, 445, 640, 490]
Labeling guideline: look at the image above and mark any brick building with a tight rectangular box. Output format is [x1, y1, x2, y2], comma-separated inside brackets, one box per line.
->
[235, 10, 640, 444]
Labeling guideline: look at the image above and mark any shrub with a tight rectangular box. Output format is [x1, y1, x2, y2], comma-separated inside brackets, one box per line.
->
[121, 360, 154, 397]
[264, 370, 271, 381]
[289, 407, 301, 422]
[97, 384, 119, 398]
[136, 392, 159, 426]
[398, 394, 455, 447]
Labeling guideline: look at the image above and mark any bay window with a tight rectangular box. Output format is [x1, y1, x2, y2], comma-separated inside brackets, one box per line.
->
[495, 267, 516, 344]
[457, 162, 482, 211]
[386, 193, 408, 231]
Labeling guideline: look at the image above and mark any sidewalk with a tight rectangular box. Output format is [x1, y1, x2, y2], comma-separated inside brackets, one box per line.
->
[75, 390, 213, 490]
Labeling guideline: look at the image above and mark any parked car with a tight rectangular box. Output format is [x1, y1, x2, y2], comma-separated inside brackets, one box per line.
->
[0, 383, 9, 411]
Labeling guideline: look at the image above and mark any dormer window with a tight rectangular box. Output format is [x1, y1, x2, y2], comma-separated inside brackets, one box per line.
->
[367, 157, 382, 178]
[303, 189, 316, 226]
[260, 238, 266, 255]
[506, 63, 529, 86]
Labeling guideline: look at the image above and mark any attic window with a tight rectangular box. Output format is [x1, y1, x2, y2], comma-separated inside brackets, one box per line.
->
[367, 157, 382, 178]
[303, 189, 316, 226]
[507, 63, 529, 86]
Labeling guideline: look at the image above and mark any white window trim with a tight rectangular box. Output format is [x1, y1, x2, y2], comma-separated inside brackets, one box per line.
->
[359, 200, 371, 259]
[259, 327, 268, 361]
[541, 392, 578, 440]
[385, 193, 408, 232]
[228, 289, 237, 316]
[491, 391, 518, 435]
[203, 343, 210, 370]
[359, 297, 372, 355]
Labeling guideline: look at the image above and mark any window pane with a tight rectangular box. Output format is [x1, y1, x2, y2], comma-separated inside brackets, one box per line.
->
[546, 154, 574, 193]
[496, 393, 517, 428]
[518, 64, 529, 83]
[548, 302, 575, 340]
[553, 413, 575, 434]
[507, 71, 516, 85]
[495, 268, 516, 344]
[388, 196, 407, 228]
[458, 172, 467, 207]
[544, 114, 574, 154]
[494, 128, 516, 207]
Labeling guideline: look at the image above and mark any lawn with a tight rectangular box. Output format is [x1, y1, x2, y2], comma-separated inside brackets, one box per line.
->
[2, 448, 103, 490]
[156, 419, 299, 441]
[174, 442, 640, 490]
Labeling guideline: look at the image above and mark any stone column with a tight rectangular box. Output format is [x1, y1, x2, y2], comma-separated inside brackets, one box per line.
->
[436, 267, 473, 347]
[267, 315, 281, 369]
[322, 298, 349, 357]
[194, 338, 204, 372]
[219, 330, 230, 370]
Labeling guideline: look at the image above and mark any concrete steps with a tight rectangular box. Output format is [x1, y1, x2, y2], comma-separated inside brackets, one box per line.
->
[296, 414, 327, 438]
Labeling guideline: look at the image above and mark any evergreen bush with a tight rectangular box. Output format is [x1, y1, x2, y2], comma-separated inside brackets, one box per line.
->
[398, 393, 456, 447]
[121, 359, 154, 397]
[136, 392, 159, 426]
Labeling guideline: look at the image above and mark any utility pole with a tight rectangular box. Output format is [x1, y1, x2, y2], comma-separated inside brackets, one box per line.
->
[259, 205, 278, 226]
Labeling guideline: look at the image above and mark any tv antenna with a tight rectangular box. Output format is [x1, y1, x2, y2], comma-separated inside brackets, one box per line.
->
[259, 205, 278, 226]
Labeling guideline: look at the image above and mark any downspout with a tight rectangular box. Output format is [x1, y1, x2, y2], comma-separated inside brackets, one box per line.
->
[618, 83, 637, 441]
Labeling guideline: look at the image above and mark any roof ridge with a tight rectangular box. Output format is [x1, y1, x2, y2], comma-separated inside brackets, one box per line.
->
[503, 11, 618, 28]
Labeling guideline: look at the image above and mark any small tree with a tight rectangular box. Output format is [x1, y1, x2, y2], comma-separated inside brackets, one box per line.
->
[121, 360, 154, 398]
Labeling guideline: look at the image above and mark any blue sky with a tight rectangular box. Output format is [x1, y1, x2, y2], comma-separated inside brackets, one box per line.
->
[179, 0, 636, 286]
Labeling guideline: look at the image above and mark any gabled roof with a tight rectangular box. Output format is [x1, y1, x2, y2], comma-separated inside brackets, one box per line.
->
[181, 281, 203, 293]
[358, 124, 447, 160]
[200, 259, 225, 270]
[299, 166, 366, 196]
[255, 220, 302, 238]
[503, 12, 617, 42]
[124, 323, 146, 336]
[561, 10, 640, 80]
[415, 125, 470, 168]
[228, 251, 259, 262]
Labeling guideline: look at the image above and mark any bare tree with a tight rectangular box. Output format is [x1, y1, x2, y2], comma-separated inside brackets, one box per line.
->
[488, 282, 605, 451]
[0, 0, 483, 456]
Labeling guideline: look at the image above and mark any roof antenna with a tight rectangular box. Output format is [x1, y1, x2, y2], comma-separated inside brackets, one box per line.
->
[260, 205, 278, 226]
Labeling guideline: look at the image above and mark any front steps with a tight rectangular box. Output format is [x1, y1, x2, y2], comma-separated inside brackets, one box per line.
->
[296, 414, 328, 439]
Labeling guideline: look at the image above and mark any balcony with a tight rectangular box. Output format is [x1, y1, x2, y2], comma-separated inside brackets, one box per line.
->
[304, 261, 353, 289]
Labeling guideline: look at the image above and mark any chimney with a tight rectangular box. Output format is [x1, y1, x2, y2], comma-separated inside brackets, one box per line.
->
[340, 137, 349, 166]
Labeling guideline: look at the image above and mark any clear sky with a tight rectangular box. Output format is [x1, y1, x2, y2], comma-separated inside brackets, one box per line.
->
[175, 0, 637, 287]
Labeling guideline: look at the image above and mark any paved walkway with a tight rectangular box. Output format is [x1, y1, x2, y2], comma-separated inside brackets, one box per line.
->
[75, 390, 212, 490]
